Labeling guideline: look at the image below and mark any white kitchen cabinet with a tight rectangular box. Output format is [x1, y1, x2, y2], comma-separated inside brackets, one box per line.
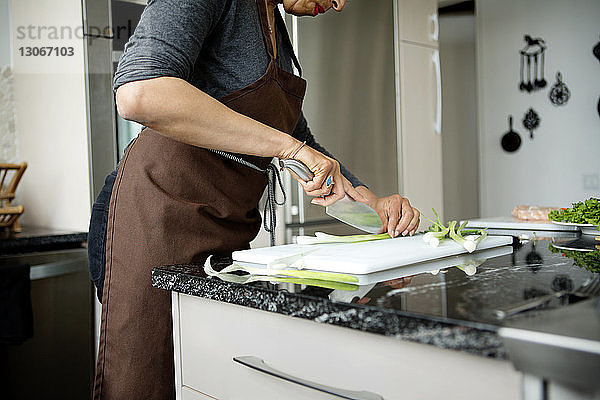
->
[172, 293, 520, 400]
[398, 42, 443, 222]
[397, 0, 439, 46]
[394, 0, 443, 222]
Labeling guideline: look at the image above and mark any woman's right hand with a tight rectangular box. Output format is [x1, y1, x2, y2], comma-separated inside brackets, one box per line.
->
[280, 142, 366, 206]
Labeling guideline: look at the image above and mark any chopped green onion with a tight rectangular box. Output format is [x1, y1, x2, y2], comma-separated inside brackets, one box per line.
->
[424, 209, 488, 253]
[219, 262, 359, 283]
[203, 260, 359, 291]
[449, 221, 476, 253]
[296, 232, 390, 245]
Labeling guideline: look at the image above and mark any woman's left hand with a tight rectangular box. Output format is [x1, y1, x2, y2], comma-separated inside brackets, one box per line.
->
[355, 186, 420, 238]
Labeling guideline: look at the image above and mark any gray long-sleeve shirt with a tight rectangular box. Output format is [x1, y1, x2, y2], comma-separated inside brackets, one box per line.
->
[113, 0, 364, 187]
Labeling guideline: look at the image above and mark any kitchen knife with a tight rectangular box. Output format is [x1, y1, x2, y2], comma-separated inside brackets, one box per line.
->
[278, 158, 383, 233]
[325, 195, 382, 233]
[278, 159, 314, 181]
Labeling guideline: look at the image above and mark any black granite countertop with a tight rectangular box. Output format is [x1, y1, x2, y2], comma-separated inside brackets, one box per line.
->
[0, 226, 88, 254]
[152, 234, 600, 360]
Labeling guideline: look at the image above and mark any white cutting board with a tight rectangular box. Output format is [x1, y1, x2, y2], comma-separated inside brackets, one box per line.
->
[465, 216, 579, 231]
[232, 234, 512, 275]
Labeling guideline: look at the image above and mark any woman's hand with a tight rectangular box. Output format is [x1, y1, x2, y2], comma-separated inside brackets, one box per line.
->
[356, 186, 420, 238]
[280, 142, 366, 206]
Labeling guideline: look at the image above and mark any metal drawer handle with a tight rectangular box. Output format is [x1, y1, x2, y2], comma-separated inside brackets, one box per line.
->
[29, 258, 87, 280]
[233, 356, 383, 400]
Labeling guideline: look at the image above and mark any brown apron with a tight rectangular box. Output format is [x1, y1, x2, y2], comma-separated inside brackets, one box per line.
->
[93, 2, 306, 399]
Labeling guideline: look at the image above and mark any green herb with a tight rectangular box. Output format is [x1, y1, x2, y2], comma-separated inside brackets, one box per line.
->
[548, 244, 600, 273]
[548, 198, 600, 231]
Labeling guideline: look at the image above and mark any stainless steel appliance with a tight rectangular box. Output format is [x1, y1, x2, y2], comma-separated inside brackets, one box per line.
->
[0, 248, 92, 399]
[82, 0, 145, 200]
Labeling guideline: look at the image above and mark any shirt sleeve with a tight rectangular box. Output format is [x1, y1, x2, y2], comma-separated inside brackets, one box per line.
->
[113, 0, 226, 91]
[293, 112, 366, 188]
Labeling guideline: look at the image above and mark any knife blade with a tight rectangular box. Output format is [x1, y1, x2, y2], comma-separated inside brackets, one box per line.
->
[278, 158, 382, 233]
[326, 195, 382, 233]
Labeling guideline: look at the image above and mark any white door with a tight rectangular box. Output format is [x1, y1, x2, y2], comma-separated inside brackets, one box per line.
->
[399, 42, 444, 222]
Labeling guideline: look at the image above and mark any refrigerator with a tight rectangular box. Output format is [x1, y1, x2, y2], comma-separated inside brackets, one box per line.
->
[279, 0, 400, 244]
[82, 0, 145, 200]
[81, 0, 145, 368]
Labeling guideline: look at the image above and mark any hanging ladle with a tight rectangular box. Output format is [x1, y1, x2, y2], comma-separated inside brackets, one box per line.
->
[501, 116, 522, 153]
[594, 36, 600, 118]
[537, 52, 547, 88]
[519, 53, 527, 91]
[525, 55, 533, 92]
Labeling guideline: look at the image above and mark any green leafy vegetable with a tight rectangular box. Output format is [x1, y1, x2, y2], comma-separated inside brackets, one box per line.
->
[548, 244, 600, 273]
[548, 198, 600, 231]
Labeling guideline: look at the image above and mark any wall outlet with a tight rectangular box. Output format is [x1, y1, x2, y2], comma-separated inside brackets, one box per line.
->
[583, 174, 600, 190]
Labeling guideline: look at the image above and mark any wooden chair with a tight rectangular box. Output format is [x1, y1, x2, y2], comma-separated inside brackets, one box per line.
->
[0, 162, 27, 232]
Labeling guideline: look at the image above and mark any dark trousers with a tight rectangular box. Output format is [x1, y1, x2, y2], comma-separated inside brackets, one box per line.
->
[87, 169, 117, 302]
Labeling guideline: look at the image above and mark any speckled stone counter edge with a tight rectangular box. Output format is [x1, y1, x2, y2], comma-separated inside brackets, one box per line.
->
[0, 232, 88, 254]
[152, 265, 507, 359]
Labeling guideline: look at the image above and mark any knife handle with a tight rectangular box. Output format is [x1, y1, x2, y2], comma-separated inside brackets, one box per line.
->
[279, 159, 314, 182]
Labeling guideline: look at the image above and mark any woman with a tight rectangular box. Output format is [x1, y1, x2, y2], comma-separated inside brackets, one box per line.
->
[89, 0, 420, 398]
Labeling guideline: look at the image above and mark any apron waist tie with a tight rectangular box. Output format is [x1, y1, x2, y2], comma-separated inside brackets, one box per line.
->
[210, 150, 286, 246]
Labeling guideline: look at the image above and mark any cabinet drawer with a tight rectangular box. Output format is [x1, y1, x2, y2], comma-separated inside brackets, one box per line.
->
[397, 0, 439, 46]
[175, 294, 519, 400]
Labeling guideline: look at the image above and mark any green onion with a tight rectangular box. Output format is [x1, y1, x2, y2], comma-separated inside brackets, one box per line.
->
[203, 261, 359, 291]
[271, 277, 359, 291]
[296, 232, 391, 245]
[203, 256, 359, 290]
[222, 263, 359, 283]
[423, 226, 449, 247]
[449, 220, 476, 253]
[424, 209, 488, 253]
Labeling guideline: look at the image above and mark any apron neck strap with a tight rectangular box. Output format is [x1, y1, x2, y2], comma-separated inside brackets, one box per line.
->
[257, 0, 303, 76]
[274, 8, 303, 76]
[256, 0, 276, 61]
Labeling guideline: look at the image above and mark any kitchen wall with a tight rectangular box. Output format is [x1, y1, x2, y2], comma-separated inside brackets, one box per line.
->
[0, 0, 10, 66]
[10, 0, 91, 230]
[476, 0, 600, 216]
[0, 0, 18, 164]
[440, 14, 479, 221]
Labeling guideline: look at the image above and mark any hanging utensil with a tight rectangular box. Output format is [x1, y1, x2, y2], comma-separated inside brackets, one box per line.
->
[533, 53, 540, 88]
[522, 108, 541, 139]
[538, 52, 547, 88]
[519, 52, 527, 91]
[501, 115, 522, 153]
[519, 35, 546, 93]
[549, 71, 571, 106]
[594, 37, 600, 118]
[525, 55, 533, 92]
